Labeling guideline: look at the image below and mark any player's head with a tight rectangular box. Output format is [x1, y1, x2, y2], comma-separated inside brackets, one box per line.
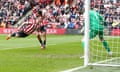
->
[36, 10, 42, 17]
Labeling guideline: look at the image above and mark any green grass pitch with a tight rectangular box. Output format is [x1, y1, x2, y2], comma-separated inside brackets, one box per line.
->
[0, 34, 83, 72]
[0, 34, 120, 72]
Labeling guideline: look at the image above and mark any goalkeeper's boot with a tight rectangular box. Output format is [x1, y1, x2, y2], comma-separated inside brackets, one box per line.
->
[108, 51, 112, 56]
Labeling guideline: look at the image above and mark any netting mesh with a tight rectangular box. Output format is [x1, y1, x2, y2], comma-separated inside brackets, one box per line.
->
[88, 0, 120, 66]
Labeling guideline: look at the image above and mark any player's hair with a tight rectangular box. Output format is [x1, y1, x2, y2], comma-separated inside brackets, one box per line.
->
[37, 10, 42, 16]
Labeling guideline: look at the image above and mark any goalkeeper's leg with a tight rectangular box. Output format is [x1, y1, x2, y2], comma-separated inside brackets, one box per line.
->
[101, 39, 112, 56]
[100, 38, 112, 55]
[102, 40, 111, 52]
[81, 38, 85, 49]
[81, 30, 97, 48]
[99, 31, 112, 56]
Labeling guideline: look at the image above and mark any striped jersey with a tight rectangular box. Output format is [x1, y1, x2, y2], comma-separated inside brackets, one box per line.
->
[22, 18, 38, 34]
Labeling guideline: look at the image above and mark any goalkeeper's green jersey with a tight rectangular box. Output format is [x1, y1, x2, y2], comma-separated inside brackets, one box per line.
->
[89, 10, 104, 30]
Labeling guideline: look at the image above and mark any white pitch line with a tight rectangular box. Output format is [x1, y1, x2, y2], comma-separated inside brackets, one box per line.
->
[60, 55, 85, 72]
[60, 65, 86, 72]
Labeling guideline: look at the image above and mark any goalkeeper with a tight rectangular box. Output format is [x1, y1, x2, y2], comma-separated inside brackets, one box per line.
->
[82, 8, 112, 56]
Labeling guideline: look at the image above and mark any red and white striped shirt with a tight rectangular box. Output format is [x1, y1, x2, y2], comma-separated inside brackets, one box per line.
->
[22, 18, 38, 34]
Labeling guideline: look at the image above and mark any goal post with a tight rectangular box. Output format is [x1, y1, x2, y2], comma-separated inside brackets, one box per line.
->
[84, 0, 90, 66]
[84, 0, 120, 67]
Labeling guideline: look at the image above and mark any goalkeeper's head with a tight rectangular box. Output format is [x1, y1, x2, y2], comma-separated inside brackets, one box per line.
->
[79, 4, 95, 14]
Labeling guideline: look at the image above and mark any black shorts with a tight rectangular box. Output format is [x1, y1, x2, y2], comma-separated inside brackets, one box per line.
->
[39, 26, 46, 32]
[16, 30, 29, 37]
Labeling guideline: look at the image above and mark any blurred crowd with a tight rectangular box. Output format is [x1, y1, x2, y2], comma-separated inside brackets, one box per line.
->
[0, 0, 120, 31]
[0, 0, 39, 28]
[27, 0, 84, 29]
[91, 0, 120, 31]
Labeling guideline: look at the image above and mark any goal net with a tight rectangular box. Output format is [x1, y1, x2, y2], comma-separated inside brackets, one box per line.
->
[84, 0, 120, 66]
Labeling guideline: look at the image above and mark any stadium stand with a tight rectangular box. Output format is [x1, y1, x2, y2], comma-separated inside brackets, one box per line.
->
[0, 0, 120, 35]
[0, 0, 38, 28]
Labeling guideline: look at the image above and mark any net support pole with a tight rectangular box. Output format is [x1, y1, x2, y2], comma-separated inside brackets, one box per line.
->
[84, 0, 90, 66]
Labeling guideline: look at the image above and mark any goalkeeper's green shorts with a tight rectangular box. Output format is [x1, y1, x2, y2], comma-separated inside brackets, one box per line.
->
[90, 29, 104, 40]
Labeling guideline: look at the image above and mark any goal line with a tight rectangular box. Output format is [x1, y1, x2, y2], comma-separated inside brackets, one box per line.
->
[88, 57, 120, 67]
